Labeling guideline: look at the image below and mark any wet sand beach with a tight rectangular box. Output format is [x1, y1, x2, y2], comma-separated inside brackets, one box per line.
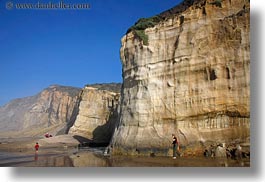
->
[0, 148, 250, 167]
[0, 135, 78, 167]
[0, 136, 250, 167]
[0, 150, 74, 167]
[70, 150, 250, 167]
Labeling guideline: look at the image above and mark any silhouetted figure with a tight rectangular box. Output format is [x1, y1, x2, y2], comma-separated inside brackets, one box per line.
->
[210, 145, 215, 157]
[204, 149, 210, 157]
[226, 148, 232, 158]
[172, 134, 180, 159]
[235, 144, 242, 159]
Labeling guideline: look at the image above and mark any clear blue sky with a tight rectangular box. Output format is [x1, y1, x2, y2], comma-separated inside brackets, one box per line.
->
[0, 0, 182, 106]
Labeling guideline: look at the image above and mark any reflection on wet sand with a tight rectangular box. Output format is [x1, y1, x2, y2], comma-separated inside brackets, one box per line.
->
[0, 147, 75, 167]
[0, 148, 250, 167]
[0, 153, 74, 167]
[10, 154, 73, 167]
[70, 152, 110, 167]
[106, 156, 250, 167]
[34, 153, 38, 161]
[30, 155, 73, 167]
[51, 153, 250, 167]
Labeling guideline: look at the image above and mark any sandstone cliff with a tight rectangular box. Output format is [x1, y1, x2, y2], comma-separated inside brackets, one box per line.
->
[111, 0, 250, 156]
[69, 86, 120, 145]
[0, 85, 81, 137]
[85, 83, 121, 93]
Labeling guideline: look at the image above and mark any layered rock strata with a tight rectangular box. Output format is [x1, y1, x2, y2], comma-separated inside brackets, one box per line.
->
[111, 0, 250, 155]
[69, 86, 120, 145]
[0, 85, 81, 137]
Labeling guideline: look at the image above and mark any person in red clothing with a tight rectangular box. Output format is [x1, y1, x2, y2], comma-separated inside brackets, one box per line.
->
[35, 142, 39, 153]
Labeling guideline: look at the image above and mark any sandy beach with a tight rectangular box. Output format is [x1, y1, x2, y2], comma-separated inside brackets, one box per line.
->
[0, 135, 250, 167]
[0, 149, 74, 167]
[0, 149, 250, 167]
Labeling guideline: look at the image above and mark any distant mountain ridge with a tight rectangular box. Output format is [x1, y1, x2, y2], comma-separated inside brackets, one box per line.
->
[0, 85, 81, 137]
[0, 83, 121, 138]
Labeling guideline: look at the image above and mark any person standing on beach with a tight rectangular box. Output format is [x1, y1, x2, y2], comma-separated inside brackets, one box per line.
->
[172, 134, 179, 159]
[35, 142, 39, 153]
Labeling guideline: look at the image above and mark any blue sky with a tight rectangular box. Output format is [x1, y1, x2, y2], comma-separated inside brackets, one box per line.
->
[0, 0, 182, 106]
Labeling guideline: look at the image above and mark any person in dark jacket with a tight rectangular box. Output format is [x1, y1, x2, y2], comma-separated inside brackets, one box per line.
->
[172, 134, 180, 159]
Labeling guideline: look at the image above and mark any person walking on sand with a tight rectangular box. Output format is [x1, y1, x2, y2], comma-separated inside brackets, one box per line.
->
[172, 134, 180, 159]
[35, 142, 39, 153]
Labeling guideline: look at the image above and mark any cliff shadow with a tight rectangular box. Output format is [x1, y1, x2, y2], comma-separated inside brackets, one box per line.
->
[91, 106, 119, 148]
[72, 135, 93, 147]
[71, 105, 119, 148]
[57, 91, 82, 135]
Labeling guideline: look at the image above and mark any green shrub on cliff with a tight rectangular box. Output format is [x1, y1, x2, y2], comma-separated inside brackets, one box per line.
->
[127, 16, 163, 45]
[134, 30, 149, 46]
[128, 16, 162, 31]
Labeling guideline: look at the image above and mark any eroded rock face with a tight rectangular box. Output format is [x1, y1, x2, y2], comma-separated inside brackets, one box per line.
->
[111, 0, 250, 155]
[0, 85, 81, 137]
[69, 86, 120, 145]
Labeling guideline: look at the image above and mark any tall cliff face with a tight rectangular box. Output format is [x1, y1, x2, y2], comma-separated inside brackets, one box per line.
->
[69, 86, 120, 145]
[0, 85, 81, 137]
[112, 0, 250, 155]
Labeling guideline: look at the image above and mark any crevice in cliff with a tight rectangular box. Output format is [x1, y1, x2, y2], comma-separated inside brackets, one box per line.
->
[205, 67, 217, 81]
[91, 105, 119, 147]
[202, 7, 207, 15]
[179, 15, 185, 26]
[174, 35, 180, 54]
[226, 67, 231, 79]
[47, 93, 55, 127]
[178, 129, 189, 143]
[182, 110, 250, 120]
[60, 90, 83, 135]
[210, 69, 217, 80]
[56, 101, 61, 121]
[115, 84, 124, 131]
[65, 98, 69, 123]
